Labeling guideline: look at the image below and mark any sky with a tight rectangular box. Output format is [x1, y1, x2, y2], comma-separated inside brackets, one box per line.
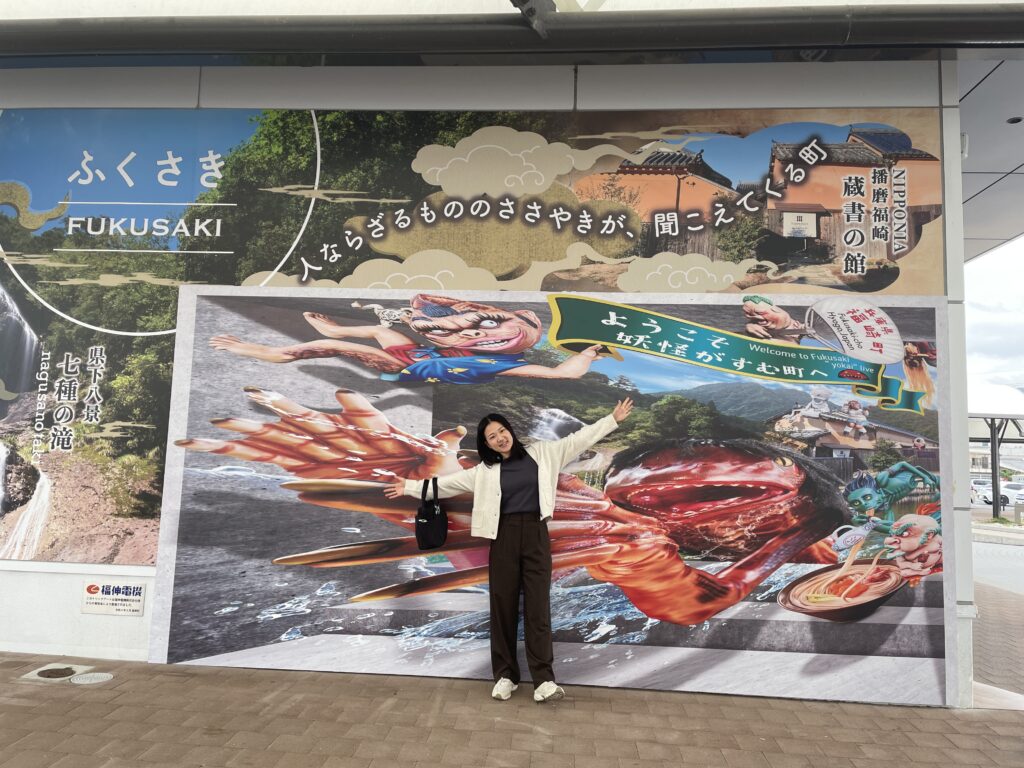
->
[666, 121, 894, 188]
[965, 238, 1024, 415]
[0, 108, 261, 227]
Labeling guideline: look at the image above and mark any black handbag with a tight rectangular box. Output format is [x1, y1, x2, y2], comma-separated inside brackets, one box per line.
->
[415, 478, 447, 550]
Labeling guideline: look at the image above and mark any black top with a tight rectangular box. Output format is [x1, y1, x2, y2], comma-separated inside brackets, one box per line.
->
[499, 453, 540, 515]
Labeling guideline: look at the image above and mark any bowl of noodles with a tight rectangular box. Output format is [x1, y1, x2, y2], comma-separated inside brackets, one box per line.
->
[778, 558, 906, 622]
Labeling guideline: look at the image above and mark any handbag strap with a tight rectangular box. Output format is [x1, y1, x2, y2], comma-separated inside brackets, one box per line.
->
[420, 478, 439, 501]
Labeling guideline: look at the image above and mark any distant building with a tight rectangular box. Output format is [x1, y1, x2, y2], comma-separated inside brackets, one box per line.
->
[768, 397, 938, 479]
[574, 148, 736, 221]
[767, 129, 941, 263]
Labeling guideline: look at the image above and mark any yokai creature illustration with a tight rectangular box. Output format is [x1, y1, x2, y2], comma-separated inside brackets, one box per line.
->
[210, 294, 603, 385]
[903, 341, 937, 409]
[844, 462, 940, 532]
[883, 512, 942, 580]
[792, 385, 833, 418]
[741, 295, 807, 343]
[177, 388, 852, 626]
[839, 399, 869, 437]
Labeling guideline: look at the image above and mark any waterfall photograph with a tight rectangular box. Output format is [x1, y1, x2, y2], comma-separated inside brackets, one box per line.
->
[0, 275, 163, 565]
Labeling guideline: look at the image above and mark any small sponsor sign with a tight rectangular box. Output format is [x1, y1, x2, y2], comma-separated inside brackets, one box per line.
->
[82, 582, 146, 616]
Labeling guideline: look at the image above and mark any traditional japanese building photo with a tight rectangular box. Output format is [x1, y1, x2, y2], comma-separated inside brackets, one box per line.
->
[770, 395, 939, 481]
[573, 147, 737, 257]
[766, 129, 942, 288]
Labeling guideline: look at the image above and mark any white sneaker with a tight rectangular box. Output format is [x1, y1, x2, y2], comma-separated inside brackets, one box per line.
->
[491, 678, 517, 700]
[533, 681, 564, 703]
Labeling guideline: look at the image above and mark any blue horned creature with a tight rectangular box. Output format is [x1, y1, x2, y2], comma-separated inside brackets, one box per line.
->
[843, 462, 940, 535]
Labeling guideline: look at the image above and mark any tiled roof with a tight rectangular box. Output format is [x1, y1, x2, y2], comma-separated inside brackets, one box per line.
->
[850, 129, 937, 160]
[772, 131, 937, 166]
[618, 149, 733, 189]
[772, 142, 881, 166]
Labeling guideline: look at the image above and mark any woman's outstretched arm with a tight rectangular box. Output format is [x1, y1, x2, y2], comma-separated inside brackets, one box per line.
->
[550, 397, 633, 468]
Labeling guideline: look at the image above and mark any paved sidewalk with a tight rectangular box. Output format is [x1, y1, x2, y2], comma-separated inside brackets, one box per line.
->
[974, 581, 1024, 698]
[1, 651, 1023, 768]
[973, 524, 1024, 547]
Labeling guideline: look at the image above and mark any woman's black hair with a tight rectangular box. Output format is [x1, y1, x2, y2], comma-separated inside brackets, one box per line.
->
[476, 413, 527, 466]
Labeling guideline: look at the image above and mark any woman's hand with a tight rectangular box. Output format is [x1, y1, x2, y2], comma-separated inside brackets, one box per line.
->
[612, 397, 634, 423]
[383, 478, 406, 499]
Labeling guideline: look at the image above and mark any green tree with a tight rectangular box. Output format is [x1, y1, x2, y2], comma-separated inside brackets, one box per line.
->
[179, 109, 568, 284]
[649, 395, 716, 439]
[869, 438, 905, 471]
[715, 213, 768, 263]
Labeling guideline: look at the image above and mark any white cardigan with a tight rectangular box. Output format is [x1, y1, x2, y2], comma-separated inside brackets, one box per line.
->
[403, 414, 619, 540]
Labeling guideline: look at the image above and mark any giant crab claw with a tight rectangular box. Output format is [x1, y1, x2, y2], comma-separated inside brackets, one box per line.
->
[271, 473, 677, 603]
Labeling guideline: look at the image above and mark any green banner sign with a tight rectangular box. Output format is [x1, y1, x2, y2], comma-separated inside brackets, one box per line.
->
[548, 295, 923, 413]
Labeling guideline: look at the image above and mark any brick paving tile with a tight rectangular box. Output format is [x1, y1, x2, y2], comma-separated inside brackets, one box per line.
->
[224, 730, 277, 751]
[264, 733, 315, 754]
[820, 739, 873, 758]
[479, 749, 532, 767]
[441, 744, 490, 764]
[941, 747, 1001, 765]
[468, 730, 514, 751]
[398, 741, 448, 763]
[182, 745, 242, 766]
[988, 751, 1024, 768]
[732, 734, 782, 753]
[636, 740, 683, 760]
[223, 748, 288, 768]
[0, 728, 31, 749]
[774, 737, 823, 756]
[591, 737, 640, 758]
[721, 748, 773, 768]
[569, 758, 619, 768]
[136, 740, 195, 762]
[510, 735, 555, 753]
[47, 755, 110, 768]
[984, 735, 1024, 751]
[551, 736, 597, 756]
[342, 723, 392, 741]
[50, 733, 116, 756]
[309, 736, 361, 756]
[318, 758, 372, 768]
[528, 753, 574, 768]
[7, 733, 63, 753]
[0, 752, 64, 768]
[678, 746, 730, 766]
[138, 723, 193, 743]
[353, 740, 404, 760]
[55, 716, 112, 736]
[427, 728, 473, 746]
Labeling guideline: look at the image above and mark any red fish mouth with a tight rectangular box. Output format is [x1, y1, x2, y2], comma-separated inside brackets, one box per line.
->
[614, 481, 798, 519]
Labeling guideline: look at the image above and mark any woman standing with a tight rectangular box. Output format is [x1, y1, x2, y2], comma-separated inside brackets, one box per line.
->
[385, 398, 633, 702]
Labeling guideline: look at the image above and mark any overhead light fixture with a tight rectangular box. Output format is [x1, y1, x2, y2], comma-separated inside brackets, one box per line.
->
[509, 0, 556, 39]
[1007, 117, 1023, 124]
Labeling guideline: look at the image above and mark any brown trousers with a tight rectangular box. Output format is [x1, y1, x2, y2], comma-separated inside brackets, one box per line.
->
[488, 512, 554, 687]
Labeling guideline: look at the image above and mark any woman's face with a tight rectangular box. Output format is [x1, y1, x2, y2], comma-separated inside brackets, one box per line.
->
[484, 420, 514, 457]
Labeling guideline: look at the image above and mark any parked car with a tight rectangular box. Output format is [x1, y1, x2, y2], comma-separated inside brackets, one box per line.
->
[981, 482, 1024, 506]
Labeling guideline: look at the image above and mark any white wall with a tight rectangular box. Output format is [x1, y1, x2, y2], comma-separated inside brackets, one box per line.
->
[0, 561, 154, 660]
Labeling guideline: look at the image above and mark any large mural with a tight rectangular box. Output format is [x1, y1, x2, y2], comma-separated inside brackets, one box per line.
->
[152, 287, 945, 704]
[0, 107, 942, 614]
